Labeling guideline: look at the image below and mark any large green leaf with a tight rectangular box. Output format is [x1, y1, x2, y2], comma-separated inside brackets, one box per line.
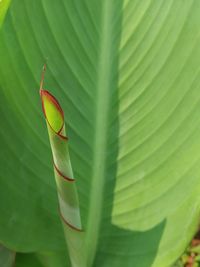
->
[1, 0, 200, 266]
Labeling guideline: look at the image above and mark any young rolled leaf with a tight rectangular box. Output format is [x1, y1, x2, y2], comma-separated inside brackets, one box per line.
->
[39, 65, 82, 231]
[39, 65, 86, 267]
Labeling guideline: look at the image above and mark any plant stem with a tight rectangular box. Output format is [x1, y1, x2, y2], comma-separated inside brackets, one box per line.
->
[40, 65, 85, 267]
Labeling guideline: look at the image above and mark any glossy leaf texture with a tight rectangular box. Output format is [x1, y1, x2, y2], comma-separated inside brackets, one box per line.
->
[0, 0, 200, 267]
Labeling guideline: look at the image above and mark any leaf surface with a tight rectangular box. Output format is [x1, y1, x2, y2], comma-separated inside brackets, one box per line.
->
[0, 0, 200, 266]
[0, 245, 15, 267]
[15, 251, 70, 267]
[0, 0, 11, 27]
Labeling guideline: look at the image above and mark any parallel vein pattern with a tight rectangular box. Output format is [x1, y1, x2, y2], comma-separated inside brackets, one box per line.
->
[0, 1, 200, 267]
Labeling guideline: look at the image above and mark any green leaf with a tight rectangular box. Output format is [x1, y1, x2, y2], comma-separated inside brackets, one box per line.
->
[40, 87, 82, 232]
[40, 87, 84, 266]
[40, 88, 64, 134]
[0, 245, 15, 267]
[0, 0, 11, 27]
[0, 0, 200, 267]
[190, 245, 200, 254]
[36, 251, 71, 267]
[15, 251, 70, 267]
[15, 253, 44, 267]
[195, 254, 200, 262]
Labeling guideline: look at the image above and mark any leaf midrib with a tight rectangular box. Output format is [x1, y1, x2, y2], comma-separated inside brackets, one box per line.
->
[85, 1, 116, 266]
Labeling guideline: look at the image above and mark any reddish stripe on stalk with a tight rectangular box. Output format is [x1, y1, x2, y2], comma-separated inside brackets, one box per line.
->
[59, 208, 83, 232]
[53, 161, 75, 182]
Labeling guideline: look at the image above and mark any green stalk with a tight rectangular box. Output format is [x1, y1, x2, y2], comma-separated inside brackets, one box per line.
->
[39, 65, 85, 267]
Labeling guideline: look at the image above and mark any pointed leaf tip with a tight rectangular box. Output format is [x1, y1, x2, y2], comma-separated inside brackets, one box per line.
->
[40, 89, 64, 134]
